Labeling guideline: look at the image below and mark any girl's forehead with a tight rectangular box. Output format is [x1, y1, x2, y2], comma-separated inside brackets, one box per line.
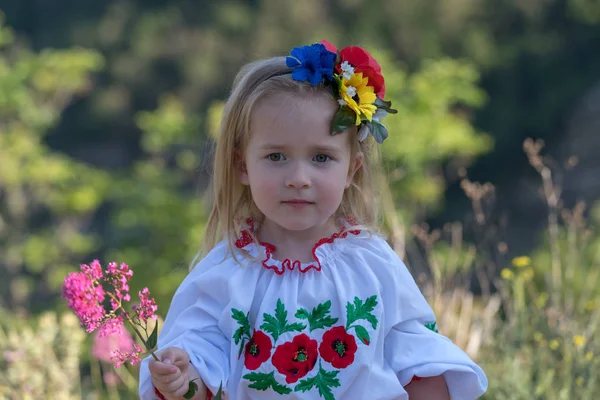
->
[249, 94, 349, 149]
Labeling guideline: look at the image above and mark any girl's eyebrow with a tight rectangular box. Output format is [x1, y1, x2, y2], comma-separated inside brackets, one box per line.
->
[258, 143, 343, 153]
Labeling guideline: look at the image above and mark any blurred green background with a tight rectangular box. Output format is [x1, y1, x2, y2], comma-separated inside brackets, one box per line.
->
[1, 1, 600, 399]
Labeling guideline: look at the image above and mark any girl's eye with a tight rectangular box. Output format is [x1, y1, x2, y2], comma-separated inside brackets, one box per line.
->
[267, 153, 284, 162]
[314, 154, 332, 163]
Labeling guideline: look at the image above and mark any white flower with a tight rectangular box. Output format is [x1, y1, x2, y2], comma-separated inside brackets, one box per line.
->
[357, 124, 370, 142]
[346, 85, 357, 98]
[337, 99, 347, 106]
[340, 61, 355, 80]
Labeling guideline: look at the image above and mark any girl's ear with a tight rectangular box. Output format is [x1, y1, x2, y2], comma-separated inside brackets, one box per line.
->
[345, 151, 364, 188]
[237, 151, 250, 185]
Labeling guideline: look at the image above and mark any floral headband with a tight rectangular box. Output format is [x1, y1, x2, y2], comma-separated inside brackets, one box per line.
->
[285, 40, 397, 144]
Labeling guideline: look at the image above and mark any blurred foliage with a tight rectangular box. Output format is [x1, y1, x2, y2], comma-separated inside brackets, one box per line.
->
[0, 16, 105, 313]
[0, 312, 85, 399]
[1, 0, 600, 398]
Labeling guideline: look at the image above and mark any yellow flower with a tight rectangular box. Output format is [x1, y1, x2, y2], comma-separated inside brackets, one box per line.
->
[549, 339, 560, 350]
[573, 335, 586, 348]
[512, 256, 531, 268]
[522, 267, 535, 280]
[585, 300, 595, 311]
[585, 351, 594, 361]
[501, 268, 514, 280]
[536, 293, 548, 308]
[533, 332, 544, 342]
[340, 72, 377, 125]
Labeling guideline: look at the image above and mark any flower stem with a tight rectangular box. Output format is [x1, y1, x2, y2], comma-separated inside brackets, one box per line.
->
[106, 292, 159, 361]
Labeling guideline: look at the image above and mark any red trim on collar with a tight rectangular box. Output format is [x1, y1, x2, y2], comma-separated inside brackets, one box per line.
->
[234, 218, 361, 275]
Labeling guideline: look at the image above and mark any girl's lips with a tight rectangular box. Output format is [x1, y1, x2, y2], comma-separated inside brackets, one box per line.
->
[282, 199, 313, 204]
[282, 200, 313, 207]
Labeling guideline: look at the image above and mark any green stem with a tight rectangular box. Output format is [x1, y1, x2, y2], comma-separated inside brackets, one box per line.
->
[107, 291, 159, 361]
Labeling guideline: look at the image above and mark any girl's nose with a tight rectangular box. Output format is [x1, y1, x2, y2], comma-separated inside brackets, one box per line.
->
[285, 162, 311, 188]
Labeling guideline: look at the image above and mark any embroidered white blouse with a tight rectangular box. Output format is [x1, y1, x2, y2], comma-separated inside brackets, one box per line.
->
[139, 225, 488, 400]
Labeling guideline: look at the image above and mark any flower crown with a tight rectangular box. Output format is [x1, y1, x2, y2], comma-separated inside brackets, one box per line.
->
[285, 40, 397, 144]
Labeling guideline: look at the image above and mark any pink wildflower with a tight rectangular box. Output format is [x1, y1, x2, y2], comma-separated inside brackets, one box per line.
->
[133, 287, 158, 322]
[62, 271, 106, 333]
[105, 262, 133, 303]
[92, 319, 135, 363]
[81, 259, 104, 280]
[98, 316, 125, 338]
[111, 343, 143, 368]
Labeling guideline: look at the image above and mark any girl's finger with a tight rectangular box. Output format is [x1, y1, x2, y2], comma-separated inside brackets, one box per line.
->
[149, 359, 178, 376]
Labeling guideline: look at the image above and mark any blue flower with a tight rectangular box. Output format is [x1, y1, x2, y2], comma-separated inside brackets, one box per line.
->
[286, 43, 336, 86]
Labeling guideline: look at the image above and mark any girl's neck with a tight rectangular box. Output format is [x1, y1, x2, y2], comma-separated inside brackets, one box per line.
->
[257, 218, 339, 263]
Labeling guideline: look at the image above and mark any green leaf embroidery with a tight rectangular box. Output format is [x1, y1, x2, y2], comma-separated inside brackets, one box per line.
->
[345, 296, 378, 331]
[295, 300, 339, 332]
[146, 320, 158, 350]
[231, 308, 251, 345]
[261, 299, 306, 342]
[425, 321, 439, 333]
[243, 372, 292, 395]
[294, 363, 341, 400]
[353, 325, 371, 346]
[213, 383, 223, 400]
[237, 338, 246, 358]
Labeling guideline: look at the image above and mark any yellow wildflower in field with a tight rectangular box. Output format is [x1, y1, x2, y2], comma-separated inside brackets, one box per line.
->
[549, 339, 560, 350]
[501, 268, 514, 280]
[573, 335, 586, 348]
[533, 332, 544, 342]
[585, 351, 594, 361]
[586, 300, 595, 311]
[522, 267, 535, 280]
[512, 256, 531, 268]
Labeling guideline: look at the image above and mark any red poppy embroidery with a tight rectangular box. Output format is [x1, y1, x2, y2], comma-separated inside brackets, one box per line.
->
[244, 330, 273, 370]
[271, 334, 319, 384]
[319, 326, 358, 369]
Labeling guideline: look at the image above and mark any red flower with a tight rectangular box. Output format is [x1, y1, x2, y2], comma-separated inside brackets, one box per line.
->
[319, 326, 358, 369]
[340, 47, 386, 99]
[272, 334, 318, 383]
[244, 330, 273, 370]
[320, 39, 338, 54]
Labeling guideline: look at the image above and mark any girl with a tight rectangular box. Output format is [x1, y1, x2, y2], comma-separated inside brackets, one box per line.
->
[139, 41, 487, 400]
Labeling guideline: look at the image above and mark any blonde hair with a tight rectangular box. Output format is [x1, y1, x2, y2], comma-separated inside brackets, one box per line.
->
[201, 56, 382, 260]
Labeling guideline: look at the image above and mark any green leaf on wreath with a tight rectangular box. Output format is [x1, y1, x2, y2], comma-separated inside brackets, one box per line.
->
[261, 299, 306, 342]
[146, 320, 159, 350]
[331, 106, 356, 134]
[294, 363, 340, 400]
[243, 371, 292, 394]
[369, 120, 388, 144]
[295, 300, 339, 331]
[345, 295, 378, 330]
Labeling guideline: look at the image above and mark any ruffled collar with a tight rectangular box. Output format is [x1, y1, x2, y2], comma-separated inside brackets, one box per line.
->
[233, 218, 363, 275]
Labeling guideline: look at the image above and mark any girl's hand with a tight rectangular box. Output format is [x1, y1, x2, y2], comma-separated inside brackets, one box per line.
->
[149, 347, 191, 399]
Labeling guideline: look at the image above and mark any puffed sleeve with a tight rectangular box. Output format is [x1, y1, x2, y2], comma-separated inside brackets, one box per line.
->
[138, 242, 232, 399]
[372, 237, 488, 399]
